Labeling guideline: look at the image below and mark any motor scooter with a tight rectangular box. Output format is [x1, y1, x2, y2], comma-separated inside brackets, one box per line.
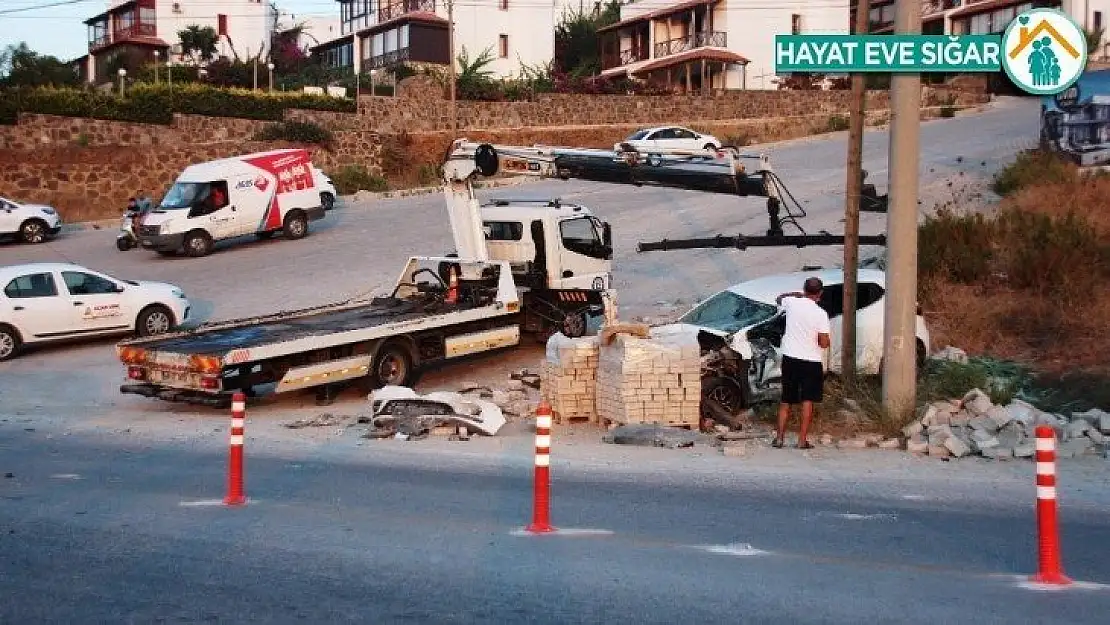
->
[116, 201, 142, 251]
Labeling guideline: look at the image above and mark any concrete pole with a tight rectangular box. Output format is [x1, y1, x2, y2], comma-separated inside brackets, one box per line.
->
[448, 0, 457, 134]
[842, 0, 872, 389]
[882, 0, 922, 419]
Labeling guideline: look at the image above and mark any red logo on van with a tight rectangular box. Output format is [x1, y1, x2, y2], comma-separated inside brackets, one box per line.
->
[254, 175, 269, 191]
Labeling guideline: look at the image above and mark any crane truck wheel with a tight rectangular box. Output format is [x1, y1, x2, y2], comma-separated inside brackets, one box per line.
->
[561, 311, 588, 338]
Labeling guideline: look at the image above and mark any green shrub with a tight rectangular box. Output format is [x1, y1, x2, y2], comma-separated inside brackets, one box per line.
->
[328, 165, 388, 195]
[825, 114, 850, 132]
[997, 209, 1110, 299]
[990, 149, 1076, 196]
[0, 82, 355, 126]
[918, 207, 997, 284]
[253, 120, 333, 145]
[939, 105, 956, 118]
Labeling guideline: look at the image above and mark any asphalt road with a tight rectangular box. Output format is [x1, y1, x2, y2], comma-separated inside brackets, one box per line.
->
[2, 429, 1109, 624]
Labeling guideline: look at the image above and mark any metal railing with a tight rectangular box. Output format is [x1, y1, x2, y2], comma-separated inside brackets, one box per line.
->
[366, 47, 411, 69]
[601, 47, 650, 69]
[378, 0, 436, 22]
[653, 31, 726, 58]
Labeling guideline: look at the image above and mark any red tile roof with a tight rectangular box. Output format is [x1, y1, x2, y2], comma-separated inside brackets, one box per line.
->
[598, 0, 721, 34]
[631, 47, 749, 74]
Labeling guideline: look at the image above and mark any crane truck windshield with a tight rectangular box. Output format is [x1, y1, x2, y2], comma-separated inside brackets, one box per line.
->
[678, 291, 778, 334]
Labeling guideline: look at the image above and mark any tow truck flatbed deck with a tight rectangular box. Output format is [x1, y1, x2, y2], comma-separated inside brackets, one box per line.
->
[133, 296, 479, 357]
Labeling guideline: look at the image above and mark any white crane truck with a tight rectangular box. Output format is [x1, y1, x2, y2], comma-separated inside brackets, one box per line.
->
[115, 139, 791, 407]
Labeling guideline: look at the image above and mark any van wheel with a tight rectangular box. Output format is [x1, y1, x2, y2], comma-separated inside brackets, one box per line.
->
[320, 192, 335, 211]
[372, 342, 416, 388]
[0, 324, 21, 361]
[284, 211, 308, 240]
[19, 219, 48, 244]
[183, 231, 213, 257]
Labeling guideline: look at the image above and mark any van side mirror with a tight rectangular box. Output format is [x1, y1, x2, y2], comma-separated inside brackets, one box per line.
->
[602, 222, 612, 247]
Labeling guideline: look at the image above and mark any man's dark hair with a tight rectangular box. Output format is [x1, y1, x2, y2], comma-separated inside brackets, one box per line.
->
[803, 277, 823, 295]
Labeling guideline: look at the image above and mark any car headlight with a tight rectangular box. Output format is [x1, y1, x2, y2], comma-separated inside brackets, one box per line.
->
[172, 288, 186, 299]
[40, 207, 56, 215]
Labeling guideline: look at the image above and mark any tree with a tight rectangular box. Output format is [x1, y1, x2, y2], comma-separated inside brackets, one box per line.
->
[554, 0, 621, 77]
[1084, 27, 1106, 65]
[455, 45, 500, 100]
[0, 42, 80, 87]
[179, 25, 219, 65]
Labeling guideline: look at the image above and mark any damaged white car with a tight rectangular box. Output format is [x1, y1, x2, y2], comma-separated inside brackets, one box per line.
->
[651, 268, 931, 416]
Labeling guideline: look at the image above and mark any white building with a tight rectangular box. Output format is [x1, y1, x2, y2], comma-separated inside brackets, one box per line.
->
[311, 0, 557, 79]
[79, 0, 278, 83]
[599, 0, 850, 91]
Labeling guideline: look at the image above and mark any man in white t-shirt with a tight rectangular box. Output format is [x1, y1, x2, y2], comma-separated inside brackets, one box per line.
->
[771, 277, 831, 450]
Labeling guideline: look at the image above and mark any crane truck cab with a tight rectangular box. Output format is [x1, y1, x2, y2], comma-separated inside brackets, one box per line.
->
[138, 148, 326, 257]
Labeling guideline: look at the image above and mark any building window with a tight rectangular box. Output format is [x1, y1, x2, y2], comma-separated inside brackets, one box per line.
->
[1096, 11, 1103, 31]
[791, 14, 802, 34]
[500, 0, 508, 9]
[217, 14, 228, 36]
[499, 34, 509, 58]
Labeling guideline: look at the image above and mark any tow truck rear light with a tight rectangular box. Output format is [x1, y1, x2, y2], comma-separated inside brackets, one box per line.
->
[119, 346, 147, 364]
[200, 375, 220, 390]
[189, 354, 222, 375]
[127, 366, 146, 380]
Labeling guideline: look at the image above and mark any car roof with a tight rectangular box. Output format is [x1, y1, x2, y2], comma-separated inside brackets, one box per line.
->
[0, 262, 88, 280]
[726, 268, 887, 305]
[639, 125, 691, 133]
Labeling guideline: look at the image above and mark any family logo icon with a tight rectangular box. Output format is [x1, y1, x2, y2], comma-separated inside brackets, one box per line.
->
[1001, 8, 1087, 95]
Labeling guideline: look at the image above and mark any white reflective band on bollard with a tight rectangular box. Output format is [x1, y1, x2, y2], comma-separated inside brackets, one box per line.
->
[536, 415, 552, 429]
[1036, 462, 1055, 476]
[1037, 485, 1057, 500]
[535, 434, 551, 448]
[535, 454, 550, 467]
[231, 418, 245, 429]
[229, 435, 244, 446]
[1035, 437, 1055, 452]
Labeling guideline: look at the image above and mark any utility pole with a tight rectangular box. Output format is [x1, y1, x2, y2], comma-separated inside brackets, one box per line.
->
[841, 0, 872, 389]
[882, 0, 923, 420]
[447, 0, 457, 134]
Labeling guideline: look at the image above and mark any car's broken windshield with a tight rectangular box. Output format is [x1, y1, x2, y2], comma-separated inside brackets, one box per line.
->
[678, 291, 778, 334]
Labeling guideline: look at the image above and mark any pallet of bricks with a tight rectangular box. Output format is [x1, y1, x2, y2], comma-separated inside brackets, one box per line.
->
[539, 333, 600, 424]
[595, 327, 701, 428]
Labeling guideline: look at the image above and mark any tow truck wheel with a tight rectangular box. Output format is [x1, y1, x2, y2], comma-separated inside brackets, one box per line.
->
[0, 324, 21, 361]
[372, 342, 415, 388]
[561, 311, 588, 338]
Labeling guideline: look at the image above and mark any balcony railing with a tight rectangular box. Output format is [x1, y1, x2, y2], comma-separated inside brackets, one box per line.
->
[113, 22, 157, 40]
[653, 31, 726, 58]
[378, 0, 436, 22]
[366, 47, 411, 69]
[601, 47, 650, 70]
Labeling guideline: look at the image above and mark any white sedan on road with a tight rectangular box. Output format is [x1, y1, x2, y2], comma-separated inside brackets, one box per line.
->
[615, 126, 722, 153]
[652, 268, 931, 409]
[0, 262, 191, 361]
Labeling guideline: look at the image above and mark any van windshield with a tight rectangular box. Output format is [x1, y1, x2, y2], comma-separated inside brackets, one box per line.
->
[159, 182, 210, 210]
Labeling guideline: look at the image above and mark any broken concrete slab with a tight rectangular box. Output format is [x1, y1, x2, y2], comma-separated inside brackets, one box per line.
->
[982, 446, 1014, 460]
[969, 415, 999, 434]
[1066, 419, 1091, 439]
[949, 411, 971, 428]
[962, 388, 994, 416]
[1087, 429, 1106, 445]
[837, 438, 869, 450]
[986, 405, 1013, 428]
[603, 424, 720, 449]
[932, 346, 969, 364]
[1014, 442, 1036, 458]
[945, 436, 971, 458]
[1061, 437, 1094, 457]
[878, 438, 901, 450]
[1002, 399, 1038, 427]
[907, 435, 929, 454]
[928, 444, 951, 458]
[902, 420, 923, 438]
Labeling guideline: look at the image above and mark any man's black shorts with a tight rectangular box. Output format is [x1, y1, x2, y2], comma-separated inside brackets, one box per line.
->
[781, 355, 824, 404]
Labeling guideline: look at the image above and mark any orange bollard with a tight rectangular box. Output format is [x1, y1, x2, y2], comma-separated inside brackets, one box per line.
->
[223, 392, 247, 507]
[1030, 424, 1070, 585]
[525, 400, 555, 533]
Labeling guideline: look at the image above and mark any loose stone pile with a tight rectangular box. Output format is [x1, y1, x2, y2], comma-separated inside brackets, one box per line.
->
[902, 388, 1110, 460]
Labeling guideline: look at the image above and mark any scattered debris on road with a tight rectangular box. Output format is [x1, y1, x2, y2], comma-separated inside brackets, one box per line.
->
[903, 388, 1109, 460]
[602, 424, 721, 449]
[283, 413, 353, 429]
[363, 386, 506, 439]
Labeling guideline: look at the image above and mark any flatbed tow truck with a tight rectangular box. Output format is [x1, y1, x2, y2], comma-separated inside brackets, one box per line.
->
[116, 138, 872, 408]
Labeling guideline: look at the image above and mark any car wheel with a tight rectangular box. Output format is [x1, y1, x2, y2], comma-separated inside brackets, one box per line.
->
[116, 237, 133, 251]
[283, 211, 308, 240]
[183, 231, 213, 257]
[0, 324, 21, 361]
[19, 219, 48, 244]
[320, 192, 335, 211]
[561, 310, 588, 338]
[136, 305, 174, 337]
[372, 342, 416, 388]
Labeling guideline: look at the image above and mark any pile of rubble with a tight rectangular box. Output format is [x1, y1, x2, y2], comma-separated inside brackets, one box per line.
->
[903, 388, 1110, 460]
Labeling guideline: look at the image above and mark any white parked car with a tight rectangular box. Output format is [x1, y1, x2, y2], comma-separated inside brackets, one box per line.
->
[615, 126, 722, 153]
[0, 196, 63, 244]
[0, 262, 191, 361]
[652, 268, 930, 407]
[315, 166, 337, 210]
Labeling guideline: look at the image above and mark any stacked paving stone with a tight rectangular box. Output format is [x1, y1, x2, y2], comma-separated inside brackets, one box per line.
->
[902, 388, 1110, 460]
[595, 331, 701, 427]
[539, 334, 601, 423]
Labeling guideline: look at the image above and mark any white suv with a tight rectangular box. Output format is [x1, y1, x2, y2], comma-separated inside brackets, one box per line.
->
[0, 196, 62, 244]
